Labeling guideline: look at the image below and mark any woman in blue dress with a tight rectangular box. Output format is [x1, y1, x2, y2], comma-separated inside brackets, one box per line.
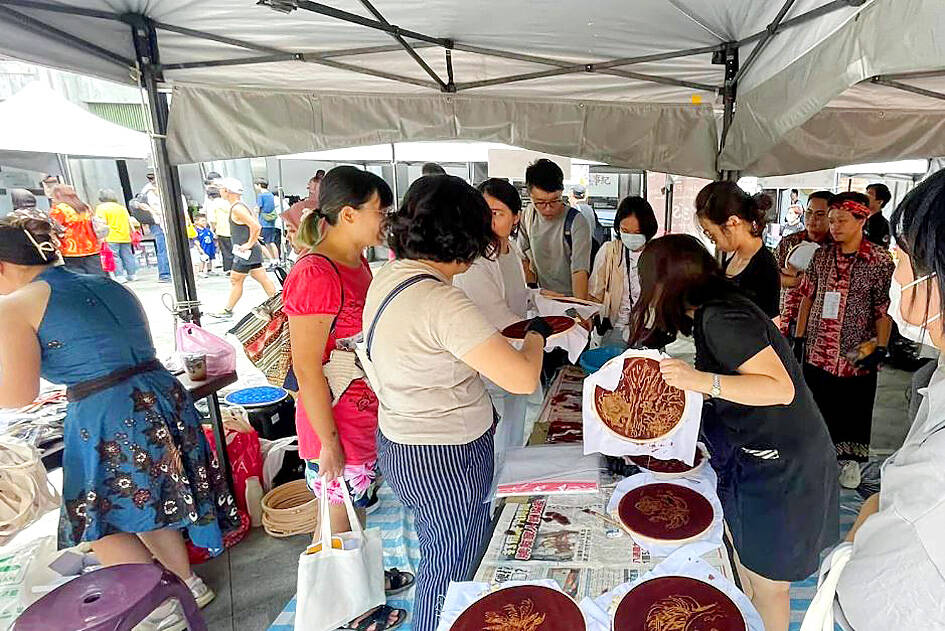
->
[0, 214, 237, 622]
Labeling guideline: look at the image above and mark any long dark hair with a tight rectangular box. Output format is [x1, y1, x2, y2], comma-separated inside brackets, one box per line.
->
[695, 181, 772, 238]
[891, 168, 945, 316]
[627, 234, 734, 342]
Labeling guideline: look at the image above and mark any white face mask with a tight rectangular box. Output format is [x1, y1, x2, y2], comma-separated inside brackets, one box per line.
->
[620, 232, 647, 252]
[888, 273, 942, 344]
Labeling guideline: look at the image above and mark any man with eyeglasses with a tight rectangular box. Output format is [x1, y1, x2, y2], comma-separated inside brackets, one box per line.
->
[517, 159, 592, 299]
[775, 190, 834, 336]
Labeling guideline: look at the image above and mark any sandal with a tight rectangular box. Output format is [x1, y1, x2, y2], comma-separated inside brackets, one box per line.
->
[384, 568, 415, 595]
[340, 605, 406, 631]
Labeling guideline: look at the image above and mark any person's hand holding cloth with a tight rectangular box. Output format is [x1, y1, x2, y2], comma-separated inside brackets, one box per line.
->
[524, 316, 554, 341]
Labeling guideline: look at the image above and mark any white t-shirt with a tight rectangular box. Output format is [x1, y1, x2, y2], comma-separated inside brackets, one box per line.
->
[453, 242, 529, 330]
[363, 259, 498, 445]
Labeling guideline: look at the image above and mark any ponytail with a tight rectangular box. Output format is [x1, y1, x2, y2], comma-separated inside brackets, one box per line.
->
[294, 166, 394, 250]
[695, 181, 772, 238]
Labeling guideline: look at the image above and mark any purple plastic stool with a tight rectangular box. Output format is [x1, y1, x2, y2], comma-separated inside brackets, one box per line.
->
[14, 563, 207, 631]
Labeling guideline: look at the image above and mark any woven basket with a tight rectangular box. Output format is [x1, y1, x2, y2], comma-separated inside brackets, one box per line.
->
[261, 479, 317, 537]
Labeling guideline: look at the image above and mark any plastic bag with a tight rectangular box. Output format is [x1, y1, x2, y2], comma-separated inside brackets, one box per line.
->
[260, 436, 299, 492]
[202, 407, 263, 514]
[176, 322, 236, 376]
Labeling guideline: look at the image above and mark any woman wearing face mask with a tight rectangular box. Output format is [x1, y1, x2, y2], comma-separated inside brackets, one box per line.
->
[588, 196, 658, 348]
[454, 178, 533, 454]
[829, 170, 945, 631]
[696, 182, 781, 321]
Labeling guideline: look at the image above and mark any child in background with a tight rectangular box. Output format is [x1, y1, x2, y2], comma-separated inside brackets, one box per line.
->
[194, 214, 217, 277]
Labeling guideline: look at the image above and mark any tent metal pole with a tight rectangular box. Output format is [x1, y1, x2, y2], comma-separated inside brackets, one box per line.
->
[302, 57, 441, 89]
[291, 0, 450, 47]
[0, 0, 124, 20]
[356, 0, 449, 91]
[734, 0, 797, 84]
[718, 45, 739, 181]
[871, 78, 945, 102]
[153, 20, 285, 54]
[128, 13, 201, 325]
[878, 69, 945, 81]
[160, 53, 300, 71]
[737, 0, 865, 47]
[0, 5, 132, 68]
[454, 65, 717, 92]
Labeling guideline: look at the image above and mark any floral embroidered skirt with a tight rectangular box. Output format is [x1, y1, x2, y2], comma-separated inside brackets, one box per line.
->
[59, 370, 240, 553]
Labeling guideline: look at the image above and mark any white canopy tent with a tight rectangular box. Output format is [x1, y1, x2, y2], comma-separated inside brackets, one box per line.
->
[0, 0, 942, 179]
[2, 0, 943, 315]
[0, 81, 151, 160]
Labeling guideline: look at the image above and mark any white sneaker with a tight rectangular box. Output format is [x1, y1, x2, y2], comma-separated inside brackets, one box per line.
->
[186, 574, 215, 609]
[839, 460, 862, 489]
[135, 599, 185, 631]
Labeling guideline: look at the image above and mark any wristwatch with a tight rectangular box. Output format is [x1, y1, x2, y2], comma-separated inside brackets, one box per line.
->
[710, 374, 721, 398]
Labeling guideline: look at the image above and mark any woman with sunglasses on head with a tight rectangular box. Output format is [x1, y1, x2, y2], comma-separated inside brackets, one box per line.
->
[364, 175, 549, 631]
[588, 195, 659, 349]
[696, 181, 781, 321]
[830, 169, 945, 631]
[0, 215, 239, 630]
[453, 178, 533, 454]
[628, 234, 838, 631]
[282, 166, 408, 631]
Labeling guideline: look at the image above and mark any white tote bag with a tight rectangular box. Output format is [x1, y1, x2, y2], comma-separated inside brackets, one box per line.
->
[294, 478, 385, 631]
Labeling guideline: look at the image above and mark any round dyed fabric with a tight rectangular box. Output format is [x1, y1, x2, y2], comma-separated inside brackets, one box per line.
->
[502, 316, 575, 340]
[224, 386, 288, 408]
[628, 447, 704, 475]
[618, 483, 713, 541]
[450, 585, 585, 631]
[613, 576, 745, 631]
[594, 357, 686, 441]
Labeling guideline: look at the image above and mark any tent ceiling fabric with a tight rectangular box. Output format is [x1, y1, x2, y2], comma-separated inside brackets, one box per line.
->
[0, 0, 942, 175]
[0, 81, 151, 159]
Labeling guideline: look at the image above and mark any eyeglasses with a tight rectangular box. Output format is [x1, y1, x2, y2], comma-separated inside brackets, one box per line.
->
[532, 197, 564, 210]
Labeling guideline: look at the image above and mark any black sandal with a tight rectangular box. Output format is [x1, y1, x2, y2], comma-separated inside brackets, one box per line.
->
[341, 605, 406, 631]
[384, 568, 415, 595]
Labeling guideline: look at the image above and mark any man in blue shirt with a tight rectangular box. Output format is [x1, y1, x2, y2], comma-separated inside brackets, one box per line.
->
[254, 178, 280, 262]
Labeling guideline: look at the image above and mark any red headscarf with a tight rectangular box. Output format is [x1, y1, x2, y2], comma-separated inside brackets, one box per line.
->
[830, 199, 870, 219]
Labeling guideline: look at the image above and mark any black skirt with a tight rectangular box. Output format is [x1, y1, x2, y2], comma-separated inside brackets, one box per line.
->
[803, 363, 877, 462]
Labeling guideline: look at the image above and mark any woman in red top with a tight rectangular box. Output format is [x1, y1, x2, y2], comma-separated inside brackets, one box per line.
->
[49, 184, 103, 275]
[282, 166, 408, 630]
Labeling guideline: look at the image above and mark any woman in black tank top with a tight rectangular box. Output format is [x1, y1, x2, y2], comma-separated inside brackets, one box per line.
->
[208, 180, 276, 319]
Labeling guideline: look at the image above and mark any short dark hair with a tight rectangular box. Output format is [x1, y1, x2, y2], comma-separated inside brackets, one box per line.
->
[891, 168, 945, 316]
[614, 196, 658, 241]
[11, 189, 36, 210]
[695, 181, 772, 238]
[477, 178, 521, 215]
[807, 190, 834, 205]
[421, 162, 447, 176]
[628, 234, 733, 342]
[791, 189, 799, 195]
[254, 178, 269, 188]
[388, 175, 497, 264]
[525, 159, 564, 193]
[867, 183, 892, 208]
[831, 191, 871, 208]
[314, 169, 326, 181]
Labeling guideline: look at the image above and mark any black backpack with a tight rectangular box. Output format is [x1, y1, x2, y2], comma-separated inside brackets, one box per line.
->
[129, 195, 155, 226]
[563, 206, 603, 268]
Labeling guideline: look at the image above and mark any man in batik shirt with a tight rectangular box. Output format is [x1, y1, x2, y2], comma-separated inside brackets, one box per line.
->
[775, 190, 834, 336]
[794, 192, 894, 489]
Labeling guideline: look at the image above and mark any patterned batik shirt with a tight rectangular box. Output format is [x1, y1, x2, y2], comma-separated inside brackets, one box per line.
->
[799, 239, 894, 377]
[775, 230, 831, 335]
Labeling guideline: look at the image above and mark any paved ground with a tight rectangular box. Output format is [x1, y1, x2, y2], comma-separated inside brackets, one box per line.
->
[113, 264, 938, 629]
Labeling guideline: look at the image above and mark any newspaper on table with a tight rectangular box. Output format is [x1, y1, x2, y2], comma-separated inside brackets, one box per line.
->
[582, 348, 703, 462]
[474, 493, 734, 602]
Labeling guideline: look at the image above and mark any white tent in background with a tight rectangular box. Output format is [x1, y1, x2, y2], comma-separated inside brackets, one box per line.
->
[0, 0, 943, 178]
[0, 82, 151, 165]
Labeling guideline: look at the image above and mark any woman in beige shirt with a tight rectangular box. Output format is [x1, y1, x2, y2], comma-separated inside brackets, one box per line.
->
[362, 175, 550, 631]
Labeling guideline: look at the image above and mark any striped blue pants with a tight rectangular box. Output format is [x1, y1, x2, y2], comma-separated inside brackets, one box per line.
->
[377, 429, 494, 631]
